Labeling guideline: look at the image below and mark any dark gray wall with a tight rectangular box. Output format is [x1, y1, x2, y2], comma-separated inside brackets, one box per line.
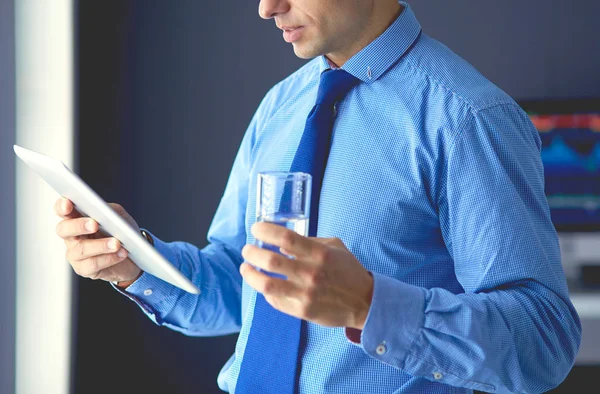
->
[411, 0, 600, 99]
[0, 0, 15, 393]
[75, 1, 599, 393]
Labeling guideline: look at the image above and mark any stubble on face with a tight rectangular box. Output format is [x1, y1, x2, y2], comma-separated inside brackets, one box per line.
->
[284, 0, 371, 64]
[272, 0, 401, 66]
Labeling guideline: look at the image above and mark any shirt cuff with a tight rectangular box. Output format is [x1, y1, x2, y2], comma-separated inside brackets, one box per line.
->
[350, 272, 426, 369]
[112, 272, 177, 323]
[110, 230, 180, 324]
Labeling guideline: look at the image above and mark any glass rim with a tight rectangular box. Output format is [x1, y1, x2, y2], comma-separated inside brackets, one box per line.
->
[257, 171, 312, 180]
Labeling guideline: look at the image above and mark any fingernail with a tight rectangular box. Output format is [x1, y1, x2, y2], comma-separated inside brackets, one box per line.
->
[107, 239, 117, 251]
[61, 199, 68, 213]
[85, 220, 95, 232]
[117, 249, 127, 258]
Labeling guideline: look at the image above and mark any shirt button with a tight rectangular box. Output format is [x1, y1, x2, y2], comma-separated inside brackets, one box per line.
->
[433, 372, 443, 380]
[376, 342, 387, 355]
[143, 289, 153, 296]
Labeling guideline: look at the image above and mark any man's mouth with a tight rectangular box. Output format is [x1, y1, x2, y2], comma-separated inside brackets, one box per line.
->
[281, 26, 305, 43]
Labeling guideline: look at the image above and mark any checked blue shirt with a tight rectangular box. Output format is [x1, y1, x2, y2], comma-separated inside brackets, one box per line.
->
[117, 2, 581, 393]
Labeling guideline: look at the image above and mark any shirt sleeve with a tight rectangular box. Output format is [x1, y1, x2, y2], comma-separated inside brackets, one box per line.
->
[356, 103, 582, 393]
[112, 99, 265, 337]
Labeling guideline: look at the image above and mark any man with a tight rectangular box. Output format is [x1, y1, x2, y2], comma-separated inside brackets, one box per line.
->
[55, 1, 581, 393]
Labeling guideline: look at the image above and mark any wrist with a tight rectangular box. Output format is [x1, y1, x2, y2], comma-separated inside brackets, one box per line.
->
[116, 270, 143, 289]
[115, 229, 152, 289]
[352, 271, 374, 330]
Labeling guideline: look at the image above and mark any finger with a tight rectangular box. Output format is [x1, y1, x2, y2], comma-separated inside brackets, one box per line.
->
[279, 247, 295, 257]
[66, 237, 123, 261]
[54, 198, 82, 220]
[63, 235, 87, 246]
[251, 222, 321, 258]
[240, 262, 298, 298]
[72, 251, 129, 279]
[242, 244, 297, 277]
[56, 217, 98, 239]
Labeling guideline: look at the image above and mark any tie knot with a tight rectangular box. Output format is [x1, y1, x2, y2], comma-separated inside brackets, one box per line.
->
[315, 69, 359, 106]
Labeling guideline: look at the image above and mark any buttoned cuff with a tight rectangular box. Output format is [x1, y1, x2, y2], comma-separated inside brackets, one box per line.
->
[113, 271, 178, 324]
[111, 230, 180, 324]
[355, 272, 425, 369]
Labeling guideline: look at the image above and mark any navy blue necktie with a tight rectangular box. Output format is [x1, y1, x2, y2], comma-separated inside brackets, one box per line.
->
[236, 69, 359, 394]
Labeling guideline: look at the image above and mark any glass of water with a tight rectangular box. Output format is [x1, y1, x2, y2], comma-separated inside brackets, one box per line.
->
[255, 172, 311, 270]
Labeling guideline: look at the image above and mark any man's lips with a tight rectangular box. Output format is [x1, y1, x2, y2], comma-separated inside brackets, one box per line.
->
[281, 26, 305, 43]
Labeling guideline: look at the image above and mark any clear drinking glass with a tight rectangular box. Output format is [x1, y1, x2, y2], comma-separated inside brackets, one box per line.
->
[255, 171, 312, 259]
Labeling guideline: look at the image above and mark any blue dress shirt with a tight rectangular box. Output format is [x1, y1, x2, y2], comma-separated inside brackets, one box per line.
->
[119, 3, 581, 393]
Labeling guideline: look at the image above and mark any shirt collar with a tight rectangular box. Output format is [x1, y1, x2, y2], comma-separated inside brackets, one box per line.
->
[319, 1, 421, 84]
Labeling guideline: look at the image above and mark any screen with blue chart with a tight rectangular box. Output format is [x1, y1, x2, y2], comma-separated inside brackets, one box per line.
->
[521, 99, 600, 231]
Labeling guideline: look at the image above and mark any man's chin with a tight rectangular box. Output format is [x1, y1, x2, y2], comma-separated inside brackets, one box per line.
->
[291, 43, 323, 60]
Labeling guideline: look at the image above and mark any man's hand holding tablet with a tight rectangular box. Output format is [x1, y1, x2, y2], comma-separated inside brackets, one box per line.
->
[14, 145, 199, 294]
[54, 198, 142, 288]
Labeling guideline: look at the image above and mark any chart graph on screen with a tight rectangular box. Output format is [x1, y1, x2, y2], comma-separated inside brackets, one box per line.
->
[525, 101, 600, 231]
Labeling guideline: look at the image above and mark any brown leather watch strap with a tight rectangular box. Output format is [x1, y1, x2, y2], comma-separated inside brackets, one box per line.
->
[116, 271, 143, 289]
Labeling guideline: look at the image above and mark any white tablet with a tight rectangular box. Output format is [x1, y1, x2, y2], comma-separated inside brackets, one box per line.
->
[14, 145, 200, 294]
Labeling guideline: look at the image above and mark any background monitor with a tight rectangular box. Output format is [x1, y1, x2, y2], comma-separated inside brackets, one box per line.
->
[520, 98, 600, 232]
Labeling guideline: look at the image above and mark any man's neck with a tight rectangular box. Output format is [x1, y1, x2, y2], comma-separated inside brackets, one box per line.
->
[325, 57, 339, 69]
[326, 2, 404, 67]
